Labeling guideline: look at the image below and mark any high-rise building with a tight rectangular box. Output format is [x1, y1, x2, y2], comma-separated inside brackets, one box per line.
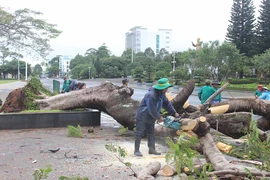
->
[125, 26, 172, 54]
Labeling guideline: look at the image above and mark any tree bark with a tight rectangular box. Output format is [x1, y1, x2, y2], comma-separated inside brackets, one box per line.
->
[136, 161, 161, 180]
[257, 116, 270, 131]
[204, 112, 251, 138]
[171, 79, 195, 112]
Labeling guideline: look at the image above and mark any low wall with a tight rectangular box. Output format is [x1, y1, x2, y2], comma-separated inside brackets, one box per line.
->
[0, 111, 100, 130]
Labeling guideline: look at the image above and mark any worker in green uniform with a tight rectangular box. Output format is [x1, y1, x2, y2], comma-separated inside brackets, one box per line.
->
[198, 79, 215, 104]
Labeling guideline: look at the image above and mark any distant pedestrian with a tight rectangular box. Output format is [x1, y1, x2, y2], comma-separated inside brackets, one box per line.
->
[254, 84, 263, 99]
[211, 81, 221, 105]
[121, 79, 129, 87]
[258, 87, 270, 100]
[134, 78, 179, 157]
[198, 79, 216, 104]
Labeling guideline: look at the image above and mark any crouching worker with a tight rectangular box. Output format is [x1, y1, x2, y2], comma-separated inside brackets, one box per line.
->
[134, 78, 179, 157]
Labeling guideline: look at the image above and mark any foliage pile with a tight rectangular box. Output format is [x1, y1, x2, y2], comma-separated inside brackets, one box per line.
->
[229, 119, 270, 172]
[165, 135, 200, 175]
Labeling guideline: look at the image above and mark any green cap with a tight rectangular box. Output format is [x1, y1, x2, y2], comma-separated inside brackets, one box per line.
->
[153, 78, 172, 90]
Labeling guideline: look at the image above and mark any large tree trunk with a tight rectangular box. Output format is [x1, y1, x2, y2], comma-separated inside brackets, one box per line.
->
[212, 98, 270, 119]
[36, 82, 139, 130]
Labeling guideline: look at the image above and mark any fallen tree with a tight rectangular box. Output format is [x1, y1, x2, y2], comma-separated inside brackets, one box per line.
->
[1, 77, 270, 178]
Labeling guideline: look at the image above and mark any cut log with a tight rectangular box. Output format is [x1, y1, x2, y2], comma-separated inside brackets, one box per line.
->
[162, 164, 176, 177]
[257, 116, 270, 131]
[212, 98, 270, 119]
[136, 161, 161, 180]
[204, 112, 251, 138]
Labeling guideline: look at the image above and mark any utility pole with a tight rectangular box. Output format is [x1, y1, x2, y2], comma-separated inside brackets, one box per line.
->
[58, 55, 61, 78]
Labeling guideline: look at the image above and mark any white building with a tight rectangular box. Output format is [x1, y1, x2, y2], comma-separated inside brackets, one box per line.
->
[59, 55, 72, 77]
[125, 26, 172, 54]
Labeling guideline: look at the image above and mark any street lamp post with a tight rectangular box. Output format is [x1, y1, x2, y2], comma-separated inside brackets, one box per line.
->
[25, 60, 28, 81]
[131, 33, 134, 63]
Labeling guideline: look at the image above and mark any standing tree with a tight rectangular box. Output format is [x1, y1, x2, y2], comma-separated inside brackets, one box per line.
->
[253, 49, 270, 84]
[0, 7, 61, 59]
[96, 44, 111, 59]
[216, 42, 241, 81]
[0, 47, 23, 65]
[158, 48, 169, 60]
[144, 47, 155, 58]
[256, 0, 270, 54]
[226, 0, 256, 59]
[33, 64, 43, 77]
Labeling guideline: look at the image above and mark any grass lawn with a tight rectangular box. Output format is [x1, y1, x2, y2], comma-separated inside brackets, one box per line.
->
[0, 80, 19, 84]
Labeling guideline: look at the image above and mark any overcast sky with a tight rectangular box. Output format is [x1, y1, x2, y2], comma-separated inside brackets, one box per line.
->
[1, 0, 262, 63]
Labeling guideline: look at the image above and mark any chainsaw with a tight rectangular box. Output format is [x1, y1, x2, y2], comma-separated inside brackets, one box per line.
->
[163, 116, 183, 130]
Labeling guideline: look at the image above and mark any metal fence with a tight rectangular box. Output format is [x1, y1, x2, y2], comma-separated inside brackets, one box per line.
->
[53, 80, 60, 93]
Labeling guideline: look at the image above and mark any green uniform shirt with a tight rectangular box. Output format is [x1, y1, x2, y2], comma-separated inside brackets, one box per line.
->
[213, 88, 221, 102]
[254, 89, 262, 97]
[62, 80, 70, 93]
[198, 85, 216, 104]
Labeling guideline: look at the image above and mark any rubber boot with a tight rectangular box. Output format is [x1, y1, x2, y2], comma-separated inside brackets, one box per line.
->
[134, 136, 143, 157]
[148, 135, 161, 155]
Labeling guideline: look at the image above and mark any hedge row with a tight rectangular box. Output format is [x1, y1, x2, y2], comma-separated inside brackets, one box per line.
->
[228, 78, 270, 84]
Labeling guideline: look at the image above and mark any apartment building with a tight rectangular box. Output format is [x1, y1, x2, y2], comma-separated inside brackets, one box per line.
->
[59, 55, 72, 77]
[125, 26, 172, 54]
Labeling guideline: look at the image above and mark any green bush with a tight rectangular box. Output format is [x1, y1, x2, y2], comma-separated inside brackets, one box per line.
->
[228, 78, 259, 84]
